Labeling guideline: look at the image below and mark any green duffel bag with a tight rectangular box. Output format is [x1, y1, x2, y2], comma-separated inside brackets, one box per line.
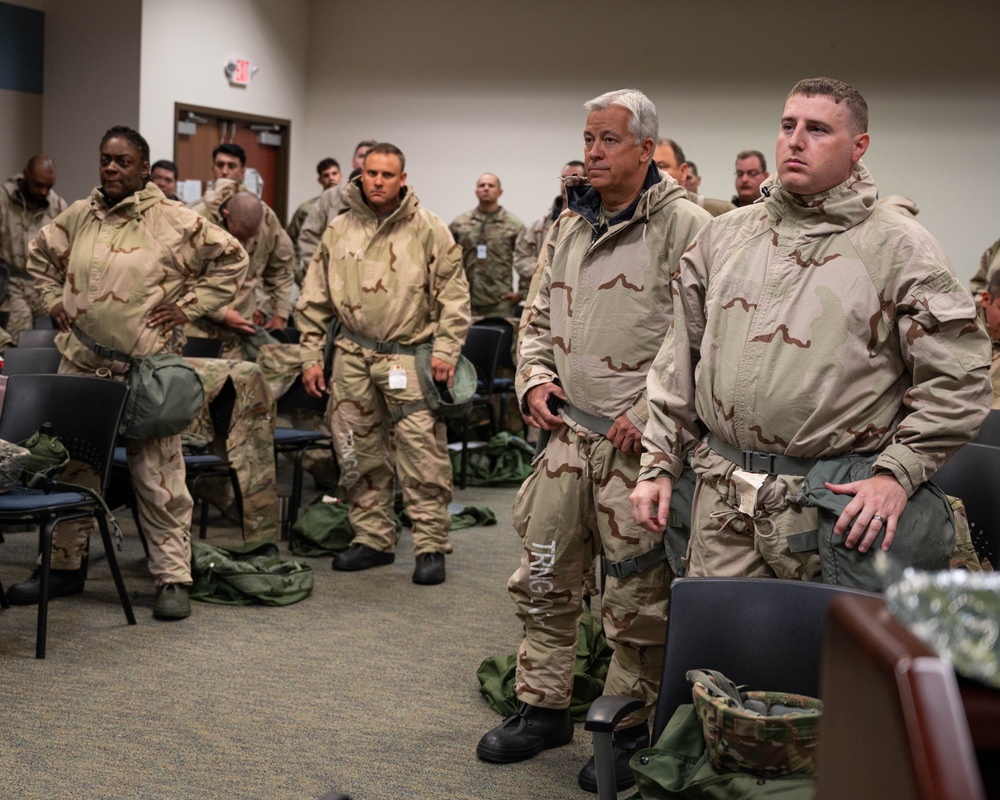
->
[288, 498, 356, 557]
[191, 540, 313, 606]
[631, 703, 816, 800]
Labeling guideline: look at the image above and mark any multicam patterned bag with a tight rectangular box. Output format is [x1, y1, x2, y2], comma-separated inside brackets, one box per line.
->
[0, 438, 30, 492]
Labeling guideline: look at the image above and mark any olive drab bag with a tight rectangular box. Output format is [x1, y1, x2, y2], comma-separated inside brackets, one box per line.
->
[629, 670, 819, 800]
[190, 540, 314, 606]
[71, 324, 205, 441]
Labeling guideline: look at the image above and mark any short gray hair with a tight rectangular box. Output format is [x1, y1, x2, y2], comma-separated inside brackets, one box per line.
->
[584, 89, 658, 145]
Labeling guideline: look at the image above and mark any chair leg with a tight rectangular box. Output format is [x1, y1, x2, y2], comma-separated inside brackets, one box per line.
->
[95, 512, 137, 626]
[0, 576, 8, 609]
[228, 468, 244, 527]
[37, 518, 55, 659]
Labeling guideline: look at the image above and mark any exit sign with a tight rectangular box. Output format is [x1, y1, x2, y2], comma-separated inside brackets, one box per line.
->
[232, 59, 251, 86]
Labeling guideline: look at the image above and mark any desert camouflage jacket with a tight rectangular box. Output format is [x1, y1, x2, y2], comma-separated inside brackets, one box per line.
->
[1, 176, 67, 278]
[29, 183, 248, 372]
[449, 206, 524, 314]
[969, 236, 1000, 300]
[517, 165, 712, 430]
[297, 183, 345, 273]
[296, 180, 470, 369]
[640, 161, 992, 495]
[513, 198, 562, 284]
[190, 179, 295, 321]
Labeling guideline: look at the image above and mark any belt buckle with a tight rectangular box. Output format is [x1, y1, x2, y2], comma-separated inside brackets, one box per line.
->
[741, 450, 776, 474]
[609, 556, 638, 579]
[93, 343, 117, 361]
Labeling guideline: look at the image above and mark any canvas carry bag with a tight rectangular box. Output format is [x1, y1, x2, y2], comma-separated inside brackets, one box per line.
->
[72, 324, 204, 441]
[630, 703, 816, 800]
[190, 540, 314, 606]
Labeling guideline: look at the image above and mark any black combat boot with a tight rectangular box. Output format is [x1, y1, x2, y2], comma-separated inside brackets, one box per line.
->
[476, 702, 574, 763]
[6, 567, 85, 605]
[332, 543, 394, 571]
[577, 721, 649, 793]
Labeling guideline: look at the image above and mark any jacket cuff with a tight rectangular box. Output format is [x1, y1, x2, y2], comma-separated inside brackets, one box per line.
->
[873, 444, 923, 497]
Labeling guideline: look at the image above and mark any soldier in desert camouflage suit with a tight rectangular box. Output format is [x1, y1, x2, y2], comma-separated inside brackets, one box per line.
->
[188, 178, 295, 359]
[0, 156, 67, 336]
[969, 236, 1000, 306]
[14, 126, 248, 620]
[449, 174, 525, 318]
[632, 78, 991, 587]
[184, 357, 280, 545]
[477, 90, 711, 795]
[297, 143, 470, 585]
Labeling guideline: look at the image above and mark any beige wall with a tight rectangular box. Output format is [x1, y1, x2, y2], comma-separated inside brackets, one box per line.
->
[302, 0, 1000, 280]
[0, 89, 43, 180]
[6, 0, 998, 276]
[139, 0, 311, 211]
[41, 0, 142, 204]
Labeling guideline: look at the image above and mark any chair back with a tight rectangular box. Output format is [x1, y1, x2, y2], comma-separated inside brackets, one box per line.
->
[972, 408, 1000, 447]
[182, 336, 225, 358]
[2, 347, 64, 375]
[651, 577, 875, 742]
[931, 442, 1000, 567]
[16, 328, 59, 348]
[0, 374, 129, 494]
[474, 317, 516, 369]
[461, 326, 504, 394]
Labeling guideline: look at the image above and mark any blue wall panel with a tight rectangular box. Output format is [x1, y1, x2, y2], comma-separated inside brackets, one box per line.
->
[0, 2, 45, 95]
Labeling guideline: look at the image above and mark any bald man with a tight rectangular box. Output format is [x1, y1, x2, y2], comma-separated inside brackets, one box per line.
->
[0, 155, 67, 336]
[450, 172, 525, 317]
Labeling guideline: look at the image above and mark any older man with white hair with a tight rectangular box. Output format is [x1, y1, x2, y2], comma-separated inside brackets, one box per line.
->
[475, 88, 711, 794]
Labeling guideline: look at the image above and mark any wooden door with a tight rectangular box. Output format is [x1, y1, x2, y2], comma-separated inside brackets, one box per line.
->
[173, 103, 291, 223]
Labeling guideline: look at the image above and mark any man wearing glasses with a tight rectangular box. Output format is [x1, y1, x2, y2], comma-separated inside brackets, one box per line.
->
[732, 149, 770, 207]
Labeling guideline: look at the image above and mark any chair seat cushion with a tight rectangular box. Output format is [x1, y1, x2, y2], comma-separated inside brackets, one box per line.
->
[274, 428, 329, 445]
[0, 486, 90, 512]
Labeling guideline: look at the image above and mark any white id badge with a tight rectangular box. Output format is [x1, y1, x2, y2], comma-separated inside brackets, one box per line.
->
[388, 365, 407, 390]
[732, 469, 768, 516]
[476, 244, 487, 259]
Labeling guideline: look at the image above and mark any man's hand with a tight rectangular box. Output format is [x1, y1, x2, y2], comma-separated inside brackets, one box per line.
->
[264, 315, 286, 331]
[825, 472, 909, 553]
[501, 291, 523, 304]
[302, 365, 327, 398]
[608, 413, 642, 454]
[50, 301, 72, 332]
[147, 302, 189, 332]
[431, 356, 455, 386]
[252, 309, 266, 326]
[525, 382, 567, 431]
[630, 476, 673, 533]
[222, 309, 257, 335]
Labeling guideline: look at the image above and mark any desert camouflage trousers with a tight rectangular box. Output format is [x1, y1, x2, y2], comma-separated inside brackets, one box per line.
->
[684, 443, 981, 578]
[684, 444, 823, 581]
[185, 358, 279, 545]
[0, 275, 46, 338]
[508, 423, 671, 728]
[330, 345, 452, 554]
[257, 342, 339, 488]
[49, 362, 194, 584]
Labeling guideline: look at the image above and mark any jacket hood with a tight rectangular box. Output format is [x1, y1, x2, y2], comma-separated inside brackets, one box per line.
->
[89, 181, 167, 220]
[763, 159, 878, 239]
[197, 178, 243, 220]
[4, 174, 53, 211]
[342, 177, 418, 223]
[566, 163, 688, 230]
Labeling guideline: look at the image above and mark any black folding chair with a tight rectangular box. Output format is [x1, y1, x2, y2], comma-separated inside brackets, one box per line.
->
[449, 326, 504, 489]
[931, 442, 1000, 568]
[0, 374, 136, 658]
[585, 577, 875, 799]
[181, 336, 225, 359]
[274, 376, 333, 539]
[1, 347, 64, 375]
[15, 328, 58, 348]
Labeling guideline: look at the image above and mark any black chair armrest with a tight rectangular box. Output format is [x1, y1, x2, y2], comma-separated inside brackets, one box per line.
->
[585, 695, 644, 732]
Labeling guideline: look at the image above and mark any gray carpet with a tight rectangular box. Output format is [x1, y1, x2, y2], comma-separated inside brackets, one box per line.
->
[0, 474, 632, 800]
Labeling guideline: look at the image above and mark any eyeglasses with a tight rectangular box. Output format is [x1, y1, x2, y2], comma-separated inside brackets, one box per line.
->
[735, 170, 763, 179]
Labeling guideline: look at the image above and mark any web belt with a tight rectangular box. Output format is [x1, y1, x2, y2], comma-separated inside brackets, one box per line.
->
[562, 403, 614, 438]
[706, 433, 819, 477]
[338, 328, 419, 356]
